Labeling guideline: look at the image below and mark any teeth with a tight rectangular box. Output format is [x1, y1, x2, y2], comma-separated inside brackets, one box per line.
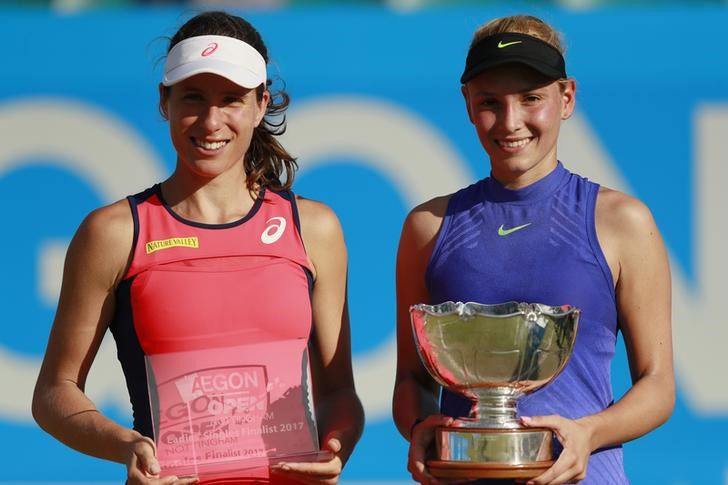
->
[196, 139, 227, 150]
[499, 138, 530, 148]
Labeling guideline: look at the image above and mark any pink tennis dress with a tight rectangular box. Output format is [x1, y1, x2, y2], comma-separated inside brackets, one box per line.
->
[109, 185, 317, 484]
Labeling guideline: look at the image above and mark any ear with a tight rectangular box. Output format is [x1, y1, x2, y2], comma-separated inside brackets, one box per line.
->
[560, 78, 576, 120]
[255, 89, 270, 127]
[158, 83, 169, 120]
[461, 84, 475, 125]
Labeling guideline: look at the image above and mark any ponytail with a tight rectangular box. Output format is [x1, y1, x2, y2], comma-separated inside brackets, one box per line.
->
[244, 84, 297, 192]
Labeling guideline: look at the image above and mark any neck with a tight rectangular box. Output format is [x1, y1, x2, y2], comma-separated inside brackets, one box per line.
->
[490, 153, 558, 190]
[161, 166, 258, 225]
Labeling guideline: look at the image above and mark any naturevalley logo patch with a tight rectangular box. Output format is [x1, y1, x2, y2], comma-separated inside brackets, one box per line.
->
[145, 236, 199, 254]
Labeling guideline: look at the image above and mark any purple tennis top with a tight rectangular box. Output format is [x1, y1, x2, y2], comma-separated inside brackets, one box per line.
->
[426, 162, 628, 484]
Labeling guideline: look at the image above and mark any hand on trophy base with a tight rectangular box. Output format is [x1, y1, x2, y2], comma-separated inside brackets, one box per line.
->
[426, 425, 554, 479]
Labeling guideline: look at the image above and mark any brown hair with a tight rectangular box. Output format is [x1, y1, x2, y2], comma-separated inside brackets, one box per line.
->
[162, 11, 297, 193]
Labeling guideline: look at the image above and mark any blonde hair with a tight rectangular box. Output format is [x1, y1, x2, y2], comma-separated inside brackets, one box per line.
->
[472, 15, 566, 55]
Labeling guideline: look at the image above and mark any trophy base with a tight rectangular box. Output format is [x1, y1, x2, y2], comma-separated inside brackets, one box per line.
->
[427, 459, 552, 479]
[431, 426, 553, 479]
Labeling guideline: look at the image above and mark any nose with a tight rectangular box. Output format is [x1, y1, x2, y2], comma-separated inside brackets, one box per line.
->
[499, 99, 523, 133]
[201, 104, 223, 132]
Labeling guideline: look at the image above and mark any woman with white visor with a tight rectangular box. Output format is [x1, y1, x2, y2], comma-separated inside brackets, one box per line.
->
[33, 10, 363, 485]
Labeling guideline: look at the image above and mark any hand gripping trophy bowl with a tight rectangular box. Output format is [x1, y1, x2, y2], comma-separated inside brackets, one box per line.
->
[410, 301, 580, 479]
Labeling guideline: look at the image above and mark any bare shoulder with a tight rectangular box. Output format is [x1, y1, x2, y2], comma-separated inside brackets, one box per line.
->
[401, 194, 452, 249]
[295, 195, 344, 245]
[596, 186, 659, 240]
[595, 187, 665, 283]
[78, 198, 134, 246]
[83, 198, 133, 230]
[69, 198, 135, 286]
[294, 196, 346, 283]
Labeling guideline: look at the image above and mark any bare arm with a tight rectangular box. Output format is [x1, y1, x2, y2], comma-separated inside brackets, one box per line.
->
[32, 201, 194, 484]
[392, 197, 450, 440]
[32, 200, 140, 461]
[273, 197, 363, 484]
[527, 188, 674, 484]
[581, 188, 674, 448]
[393, 197, 458, 485]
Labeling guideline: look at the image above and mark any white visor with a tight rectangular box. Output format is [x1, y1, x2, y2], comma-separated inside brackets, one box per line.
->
[162, 35, 267, 89]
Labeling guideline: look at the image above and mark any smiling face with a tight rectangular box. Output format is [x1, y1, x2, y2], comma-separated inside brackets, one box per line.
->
[161, 72, 269, 181]
[462, 63, 575, 188]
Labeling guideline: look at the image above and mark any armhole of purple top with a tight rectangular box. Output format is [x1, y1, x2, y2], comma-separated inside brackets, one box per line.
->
[424, 194, 457, 294]
[584, 182, 617, 306]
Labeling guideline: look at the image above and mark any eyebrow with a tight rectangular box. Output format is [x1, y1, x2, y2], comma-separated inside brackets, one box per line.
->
[178, 86, 250, 97]
[473, 86, 549, 96]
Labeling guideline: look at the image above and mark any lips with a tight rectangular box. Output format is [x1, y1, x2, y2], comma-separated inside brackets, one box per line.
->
[496, 137, 532, 149]
[192, 138, 228, 151]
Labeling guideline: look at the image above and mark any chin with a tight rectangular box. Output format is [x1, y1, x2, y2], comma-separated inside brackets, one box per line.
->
[182, 161, 228, 179]
[490, 156, 531, 173]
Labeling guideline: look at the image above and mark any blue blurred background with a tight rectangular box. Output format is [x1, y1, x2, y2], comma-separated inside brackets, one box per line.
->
[1, 1, 727, 484]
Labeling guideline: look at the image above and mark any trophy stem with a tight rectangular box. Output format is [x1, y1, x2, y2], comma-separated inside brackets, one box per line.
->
[467, 391, 519, 429]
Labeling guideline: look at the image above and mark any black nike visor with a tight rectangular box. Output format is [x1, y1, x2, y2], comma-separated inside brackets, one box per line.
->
[461, 32, 567, 84]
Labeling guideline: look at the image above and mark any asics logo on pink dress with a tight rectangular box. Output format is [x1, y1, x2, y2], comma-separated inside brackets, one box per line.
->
[261, 217, 287, 244]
